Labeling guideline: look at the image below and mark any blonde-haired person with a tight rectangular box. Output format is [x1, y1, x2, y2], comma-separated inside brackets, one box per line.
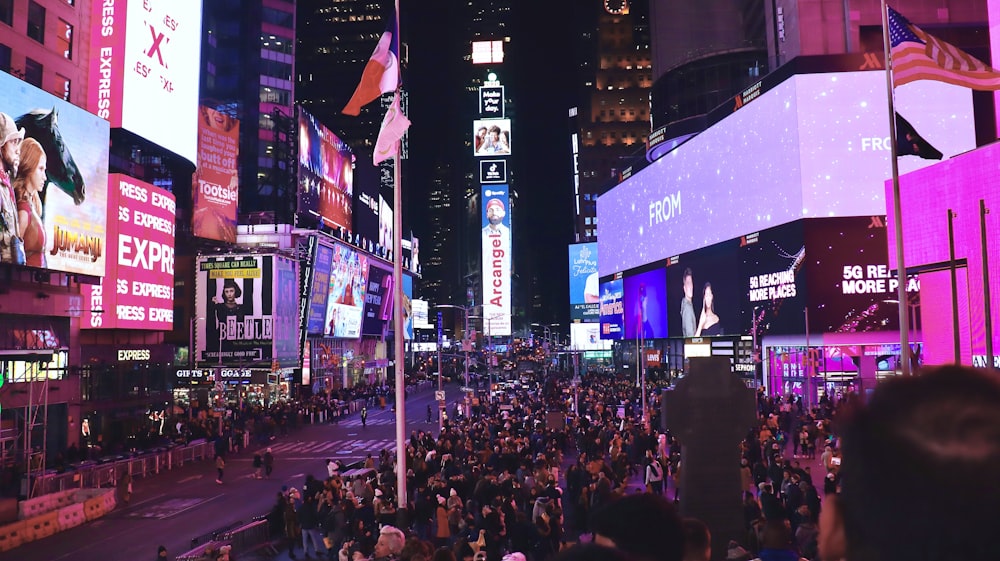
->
[13, 137, 46, 267]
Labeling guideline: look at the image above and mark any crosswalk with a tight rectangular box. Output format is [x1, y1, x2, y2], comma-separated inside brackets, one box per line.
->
[264, 438, 396, 458]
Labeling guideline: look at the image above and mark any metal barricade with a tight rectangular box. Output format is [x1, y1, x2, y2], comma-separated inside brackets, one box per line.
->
[219, 519, 276, 557]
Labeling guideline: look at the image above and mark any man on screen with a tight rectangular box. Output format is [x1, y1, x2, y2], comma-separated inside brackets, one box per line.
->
[482, 198, 508, 237]
[680, 268, 696, 337]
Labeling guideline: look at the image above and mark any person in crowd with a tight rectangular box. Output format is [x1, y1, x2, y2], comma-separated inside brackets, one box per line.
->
[818, 365, 1000, 561]
[681, 518, 712, 561]
[589, 493, 684, 561]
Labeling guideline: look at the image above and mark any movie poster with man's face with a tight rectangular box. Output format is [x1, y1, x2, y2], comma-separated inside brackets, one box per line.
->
[196, 255, 275, 365]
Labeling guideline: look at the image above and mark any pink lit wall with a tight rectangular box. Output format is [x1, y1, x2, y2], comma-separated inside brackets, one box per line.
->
[887, 143, 1000, 366]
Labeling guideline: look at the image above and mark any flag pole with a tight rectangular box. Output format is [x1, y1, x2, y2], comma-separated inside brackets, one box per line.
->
[881, 0, 912, 376]
[390, 0, 408, 511]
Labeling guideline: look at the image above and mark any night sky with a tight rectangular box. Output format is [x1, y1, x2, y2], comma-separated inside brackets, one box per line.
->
[404, 1, 579, 325]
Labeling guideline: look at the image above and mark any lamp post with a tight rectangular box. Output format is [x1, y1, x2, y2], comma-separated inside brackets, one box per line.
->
[435, 305, 475, 389]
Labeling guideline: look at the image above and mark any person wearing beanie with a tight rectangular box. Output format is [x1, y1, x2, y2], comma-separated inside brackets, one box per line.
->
[155, 545, 167, 560]
[482, 198, 508, 236]
[590, 493, 685, 561]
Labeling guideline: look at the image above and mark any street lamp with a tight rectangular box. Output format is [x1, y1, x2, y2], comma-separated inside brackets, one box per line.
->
[435, 304, 475, 389]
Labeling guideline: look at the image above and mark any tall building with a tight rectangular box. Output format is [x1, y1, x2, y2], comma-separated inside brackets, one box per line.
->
[570, 0, 651, 243]
[0, 0, 86, 105]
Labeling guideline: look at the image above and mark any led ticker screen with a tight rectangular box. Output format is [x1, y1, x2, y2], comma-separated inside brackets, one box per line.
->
[623, 267, 668, 339]
[473, 119, 512, 156]
[297, 107, 354, 231]
[82, 174, 175, 330]
[598, 70, 976, 276]
[323, 243, 369, 339]
[599, 278, 624, 340]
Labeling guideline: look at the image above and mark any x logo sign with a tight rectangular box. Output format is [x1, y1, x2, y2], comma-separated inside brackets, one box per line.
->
[146, 24, 168, 68]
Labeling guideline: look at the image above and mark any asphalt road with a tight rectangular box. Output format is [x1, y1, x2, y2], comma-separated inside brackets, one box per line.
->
[1, 385, 451, 561]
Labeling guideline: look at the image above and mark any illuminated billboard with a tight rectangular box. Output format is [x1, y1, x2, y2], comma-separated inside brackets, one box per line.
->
[81, 175, 175, 330]
[569, 243, 600, 321]
[402, 274, 413, 340]
[88, 0, 202, 163]
[473, 119, 512, 157]
[273, 255, 300, 366]
[599, 277, 624, 340]
[666, 242, 742, 338]
[0, 70, 109, 276]
[192, 106, 239, 242]
[623, 266, 668, 339]
[472, 40, 504, 64]
[305, 241, 335, 335]
[323, 243, 369, 339]
[413, 299, 431, 330]
[890, 143, 1000, 366]
[481, 185, 512, 336]
[571, 323, 611, 351]
[479, 86, 504, 118]
[598, 70, 976, 276]
[196, 255, 276, 365]
[297, 107, 354, 231]
[362, 262, 394, 337]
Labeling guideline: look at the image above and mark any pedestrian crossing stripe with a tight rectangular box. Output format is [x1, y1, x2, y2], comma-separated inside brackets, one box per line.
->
[264, 439, 396, 455]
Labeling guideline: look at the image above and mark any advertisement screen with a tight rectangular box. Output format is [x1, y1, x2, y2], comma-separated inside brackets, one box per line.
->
[362, 263, 394, 337]
[598, 70, 976, 276]
[196, 255, 275, 365]
[804, 216, 920, 334]
[297, 108, 354, 230]
[0, 70, 110, 275]
[571, 323, 611, 351]
[473, 119, 512, 157]
[599, 278, 624, 340]
[739, 222, 808, 337]
[890, 142, 1000, 365]
[378, 195, 393, 255]
[402, 274, 413, 340]
[413, 299, 431, 330]
[81, 175, 175, 330]
[192, 106, 239, 242]
[88, 0, 202, 163]
[481, 185, 512, 336]
[353, 171, 380, 253]
[666, 241, 741, 338]
[273, 256, 299, 366]
[323, 243, 369, 339]
[569, 243, 600, 322]
[306, 242, 335, 334]
[623, 267, 668, 339]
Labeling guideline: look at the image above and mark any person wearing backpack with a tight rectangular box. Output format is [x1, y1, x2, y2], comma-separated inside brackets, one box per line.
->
[645, 451, 664, 495]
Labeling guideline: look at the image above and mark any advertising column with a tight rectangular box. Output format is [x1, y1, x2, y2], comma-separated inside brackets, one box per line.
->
[481, 185, 512, 336]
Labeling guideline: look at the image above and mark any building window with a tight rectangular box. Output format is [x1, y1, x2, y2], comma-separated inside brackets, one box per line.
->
[0, 0, 12, 26]
[27, 1, 46, 44]
[57, 19, 73, 59]
[53, 74, 70, 100]
[24, 58, 43, 87]
[261, 7, 293, 28]
[0, 44, 10, 73]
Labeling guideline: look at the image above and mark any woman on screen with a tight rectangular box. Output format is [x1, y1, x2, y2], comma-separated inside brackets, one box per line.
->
[694, 282, 723, 337]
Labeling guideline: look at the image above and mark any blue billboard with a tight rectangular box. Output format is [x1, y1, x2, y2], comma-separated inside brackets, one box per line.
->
[306, 242, 335, 334]
[569, 243, 599, 322]
[599, 277, 624, 340]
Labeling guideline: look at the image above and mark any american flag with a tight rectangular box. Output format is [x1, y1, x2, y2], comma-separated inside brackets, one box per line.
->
[888, 6, 1000, 90]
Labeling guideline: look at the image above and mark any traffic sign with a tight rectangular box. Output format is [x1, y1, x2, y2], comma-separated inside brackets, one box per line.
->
[435, 390, 446, 401]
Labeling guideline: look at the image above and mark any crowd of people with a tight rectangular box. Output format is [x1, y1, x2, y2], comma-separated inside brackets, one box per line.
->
[187, 362, 1000, 561]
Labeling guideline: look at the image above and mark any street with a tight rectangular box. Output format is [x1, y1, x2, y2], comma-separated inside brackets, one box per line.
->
[0, 386, 449, 561]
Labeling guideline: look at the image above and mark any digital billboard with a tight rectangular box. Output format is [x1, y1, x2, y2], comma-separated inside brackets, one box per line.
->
[473, 119, 512, 156]
[569, 243, 600, 322]
[413, 299, 431, 330]
[598, 70, 976, 276]
[81, 175, 175, 330]
[479, 86, 505, 118]
[738, 222, 808, 337]
[192, 106, 239, 242]
[323, 243, 369, 339]
[623, 266, 668, 339]
[890, 142, 1000, 366]
[402, 274, 414, 340]
[88, 0, 202, 163]
[297, 108, 353, 231]
[273, 256, 300, 366]
[305, 241, 335, 335]
[666, 240, 741, 338]
[196, 255, 275, 365]
[480, 160, 507, 184]
[0, 70, 110, 275]
[804, 216, 919, 334]
[571, 323, 611, 351]
[599, 277, 624, 340]
[481, 185, 512, 336]
[353, 170, 380, 253]
[362, 262, 394, 337]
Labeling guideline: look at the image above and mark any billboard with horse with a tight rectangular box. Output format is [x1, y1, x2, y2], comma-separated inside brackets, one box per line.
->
[0, 71, 110, 276]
